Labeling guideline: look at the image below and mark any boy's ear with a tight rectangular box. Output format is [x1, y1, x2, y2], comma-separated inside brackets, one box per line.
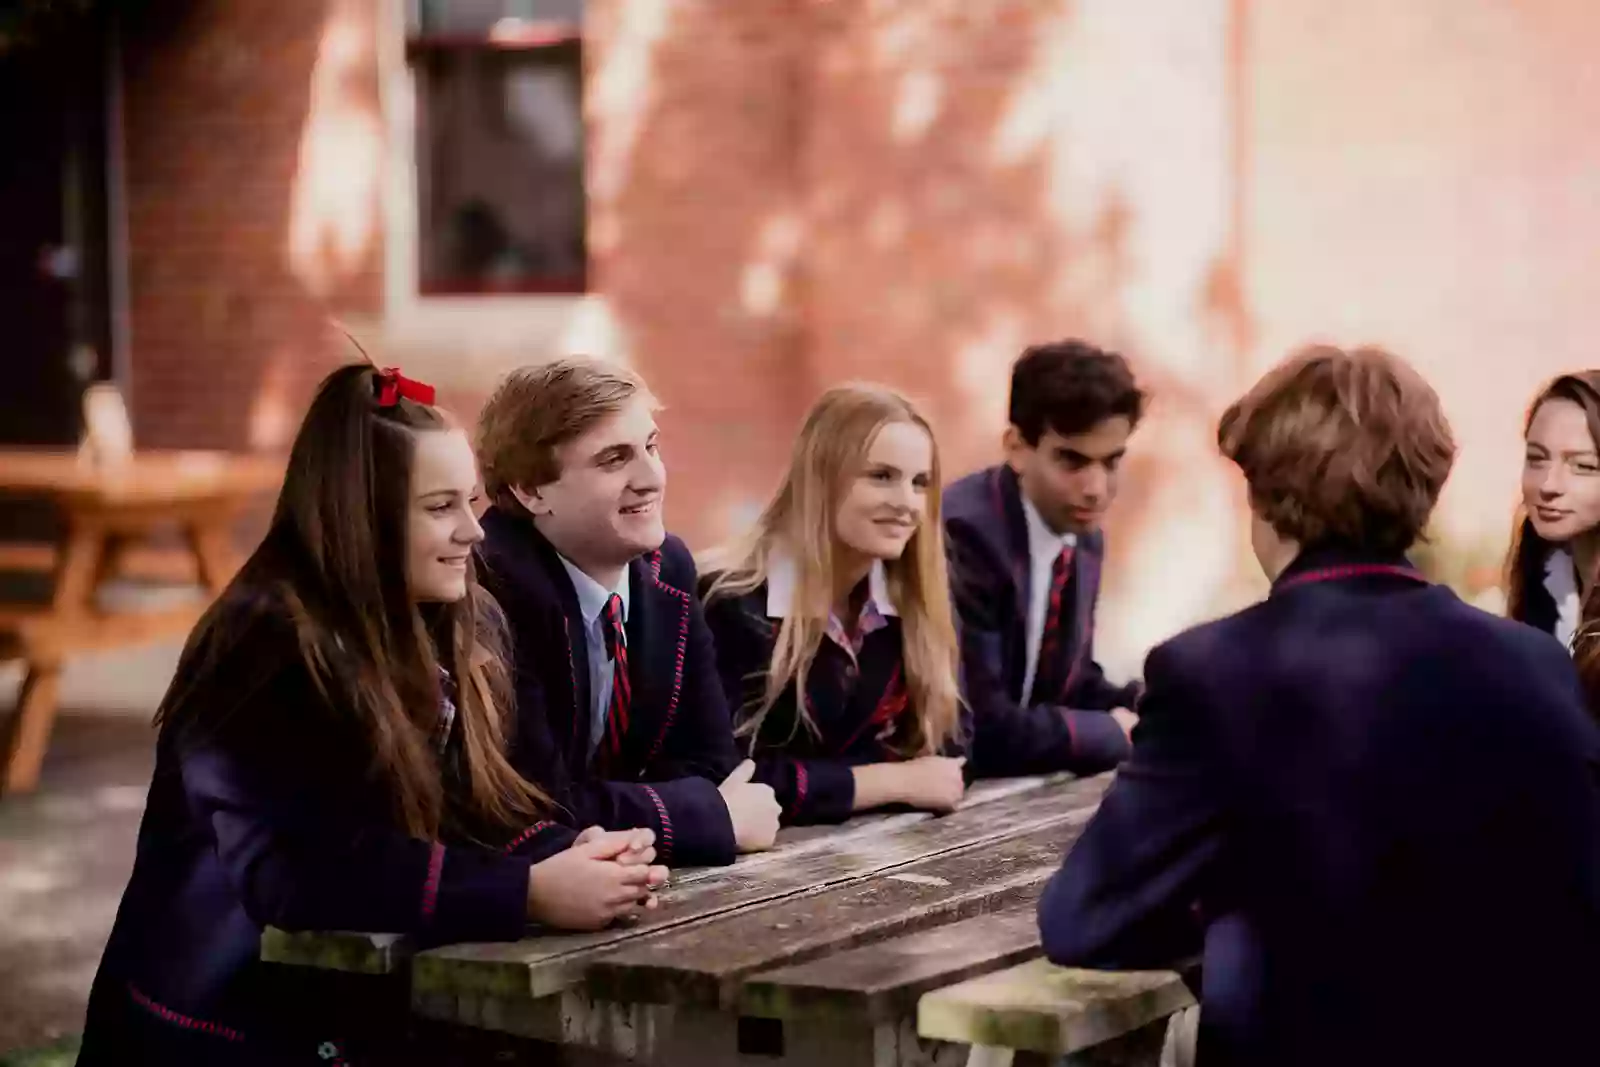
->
[510, 484, 552, 517]
[1002, 424, 1028, 474]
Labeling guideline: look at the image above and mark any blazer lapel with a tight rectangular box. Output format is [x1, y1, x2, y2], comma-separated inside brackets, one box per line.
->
[622, 550, 692, 772]
[481, 507, 596, 768]
[990, 466, 1033, 634]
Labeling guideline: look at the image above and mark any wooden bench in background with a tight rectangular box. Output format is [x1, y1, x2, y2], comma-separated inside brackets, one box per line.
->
[264, 773, 1204, 1067]
[0, 448, 282, 794]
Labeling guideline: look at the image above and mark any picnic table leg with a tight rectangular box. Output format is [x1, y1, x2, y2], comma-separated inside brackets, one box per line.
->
[1, 659, 64, 794]
[186, 517, 240, 594]
[2, 523, 104, 795]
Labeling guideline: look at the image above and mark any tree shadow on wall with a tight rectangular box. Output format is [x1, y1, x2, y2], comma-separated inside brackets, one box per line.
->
[603, 0, 1238, 571]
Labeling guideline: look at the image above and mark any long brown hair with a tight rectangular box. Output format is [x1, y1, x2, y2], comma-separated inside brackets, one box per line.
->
[157, 364, 548, 840]
[703, 384, 963, 757]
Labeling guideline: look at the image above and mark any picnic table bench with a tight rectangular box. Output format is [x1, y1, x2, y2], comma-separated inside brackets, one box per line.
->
[0, 448, 283, 793]
[265, 771, 1198, 1066]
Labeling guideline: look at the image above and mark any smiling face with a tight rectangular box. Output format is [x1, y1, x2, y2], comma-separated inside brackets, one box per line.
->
[1523, 396, 1600, 545]
[1004, 415, 1132, 536]
[406, 428, 485, 602]
[519, 394, 666, 577]
[833, 420, 934, 564]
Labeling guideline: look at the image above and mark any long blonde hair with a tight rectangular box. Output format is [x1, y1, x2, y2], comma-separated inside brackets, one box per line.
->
[704, 384, 963, 756]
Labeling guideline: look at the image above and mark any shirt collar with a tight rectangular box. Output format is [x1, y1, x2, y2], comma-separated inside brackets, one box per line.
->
[1544, 546, 1580, 649]
[558, 554, 630, 625]
[1021, 492, 1077, 559]
[765, 549, 899, 619]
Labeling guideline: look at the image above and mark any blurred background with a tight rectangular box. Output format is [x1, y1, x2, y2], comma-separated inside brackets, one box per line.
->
[2, 0, 1597, 1058]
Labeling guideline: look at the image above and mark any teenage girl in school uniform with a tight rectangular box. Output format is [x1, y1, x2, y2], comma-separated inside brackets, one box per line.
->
[701, 384, 969, 825]
[77, 364, 665, 1066]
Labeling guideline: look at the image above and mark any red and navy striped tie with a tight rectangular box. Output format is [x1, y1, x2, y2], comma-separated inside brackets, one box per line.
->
[1030, 544, 1075, 706]
[601, 593, 630, 765]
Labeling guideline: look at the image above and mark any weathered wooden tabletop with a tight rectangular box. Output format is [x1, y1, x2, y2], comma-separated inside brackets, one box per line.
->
[266, 772, 1129, 1066]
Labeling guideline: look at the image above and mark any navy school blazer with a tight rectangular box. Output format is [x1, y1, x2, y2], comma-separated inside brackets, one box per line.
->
[942, 464, 1136, 776]
[77, 585, 574, 1067]
[478, 506, 741, 866]
[701, 578, 972, 825]
[1037, 545, 1600, 1067]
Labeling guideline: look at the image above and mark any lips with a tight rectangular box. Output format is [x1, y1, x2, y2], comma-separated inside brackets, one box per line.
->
[438, 555, 470, 567]
[1536, 507, 1571, 524]
[620, 499, 658, 516]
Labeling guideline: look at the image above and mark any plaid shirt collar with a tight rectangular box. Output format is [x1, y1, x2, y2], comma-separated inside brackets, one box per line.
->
[766, 550, 898, 663]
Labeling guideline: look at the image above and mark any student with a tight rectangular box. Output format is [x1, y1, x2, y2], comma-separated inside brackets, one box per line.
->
[1505, 371, 1600, 711]
[700, 384, 967, 825]
[77, 365, 667, 1066]
[476, 358, 780, 868]
[943, 340, 1142, 777]
[1037, 345, 1600, 1067]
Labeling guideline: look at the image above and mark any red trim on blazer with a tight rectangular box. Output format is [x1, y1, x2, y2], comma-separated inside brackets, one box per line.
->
[640, 783, 674, 860]
[128, 983, 246, 1043]
[836, 663, 908, 755]
[642, 550, 692, 766]
[1275, 564, 1427, 593]
[792, 762, 810, 815]
[503, 820, 557, 853]
[420, 842, 445, 922]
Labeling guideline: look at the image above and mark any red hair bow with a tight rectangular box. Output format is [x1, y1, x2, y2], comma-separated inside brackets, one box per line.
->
[375, 367, 436, 407]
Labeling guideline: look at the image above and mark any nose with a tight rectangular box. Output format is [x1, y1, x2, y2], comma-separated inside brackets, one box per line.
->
[630, 451, 666, 495]
[891, 478, 921, 512]
[1078, 463, 1109, 504]
[1538, 464, 1569, 500]
[457, 506, 485, 546]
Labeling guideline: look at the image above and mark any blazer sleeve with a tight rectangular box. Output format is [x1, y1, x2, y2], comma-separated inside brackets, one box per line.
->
[1036, 640, 1225, 970]
[178, 671, 535, 949]
[1061, 578, 1144, 711]
[701, 587, 858, 825]
[945, 515, 1131, 777]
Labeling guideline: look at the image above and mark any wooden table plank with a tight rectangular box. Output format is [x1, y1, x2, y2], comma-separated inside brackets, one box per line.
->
[672, 773, 1075, 887]
[740, 904, 1043, 1024]
[916, 958, 1194, 1058]
[582, 813, 1094, 1010]
[262, 774, 1090, 977]
[412, 775, 1111, 1004]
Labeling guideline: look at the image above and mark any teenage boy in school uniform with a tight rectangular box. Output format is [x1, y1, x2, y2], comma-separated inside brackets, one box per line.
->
[1037, 345, 1600, 1067]
[944, 340, 1144, 777]
[475, 358, 780, 867]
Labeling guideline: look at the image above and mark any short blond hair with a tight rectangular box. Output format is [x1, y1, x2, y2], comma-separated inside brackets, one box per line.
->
[476, 357, 654, 510]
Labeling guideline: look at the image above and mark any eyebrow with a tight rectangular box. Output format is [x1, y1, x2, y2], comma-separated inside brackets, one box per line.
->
[589, 429, 658, 466]
[1056, 446, 1126, 463]
[590, 442, 634, 465]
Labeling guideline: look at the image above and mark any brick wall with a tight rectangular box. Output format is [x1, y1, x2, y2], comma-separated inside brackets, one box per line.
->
[120, 0, 382, 452]
[116, 0, 1600, 665]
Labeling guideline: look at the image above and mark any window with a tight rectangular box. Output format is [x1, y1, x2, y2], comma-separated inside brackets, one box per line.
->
[407, 0, 586, 294]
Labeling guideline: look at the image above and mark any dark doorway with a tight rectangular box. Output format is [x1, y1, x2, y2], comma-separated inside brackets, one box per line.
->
[0, 10, 115, 448]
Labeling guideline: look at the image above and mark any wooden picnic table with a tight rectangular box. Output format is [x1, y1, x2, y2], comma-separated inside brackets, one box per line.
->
[263, 772, 1192, 1067]
[0, 448, 284, 794]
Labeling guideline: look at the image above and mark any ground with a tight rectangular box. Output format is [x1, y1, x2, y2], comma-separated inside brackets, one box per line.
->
[0, 642, 180, 1060]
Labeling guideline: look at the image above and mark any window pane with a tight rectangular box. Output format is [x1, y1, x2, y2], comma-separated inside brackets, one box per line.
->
[409, 0, 582, 37]
[416, 44, 586, 293]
